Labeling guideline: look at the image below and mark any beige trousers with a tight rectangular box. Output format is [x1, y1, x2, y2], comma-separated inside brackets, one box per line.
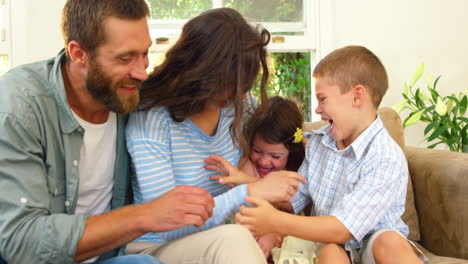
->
[126, 224, 267, 264]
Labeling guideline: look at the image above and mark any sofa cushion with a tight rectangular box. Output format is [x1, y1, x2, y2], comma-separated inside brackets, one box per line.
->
[302, 107, 420, 241]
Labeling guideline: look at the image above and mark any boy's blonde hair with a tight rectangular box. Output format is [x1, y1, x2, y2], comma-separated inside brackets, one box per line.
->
[313, 45, 388, 108]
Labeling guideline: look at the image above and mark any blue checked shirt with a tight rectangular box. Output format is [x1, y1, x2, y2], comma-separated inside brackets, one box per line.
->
[291, 116, 409, 249]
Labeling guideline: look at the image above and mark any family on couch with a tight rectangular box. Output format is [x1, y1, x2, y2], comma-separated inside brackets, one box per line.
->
[0, 0, 428, 263]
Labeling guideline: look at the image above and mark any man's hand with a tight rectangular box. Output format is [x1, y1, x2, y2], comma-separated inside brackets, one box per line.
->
[205, 155, 258, 186]
[247, 170, 306, 203]
[236, 196, 280, 236]
[141, 185, 215, 232]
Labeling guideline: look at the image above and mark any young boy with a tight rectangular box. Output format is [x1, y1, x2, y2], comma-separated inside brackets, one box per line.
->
[236, 46, 428, 264]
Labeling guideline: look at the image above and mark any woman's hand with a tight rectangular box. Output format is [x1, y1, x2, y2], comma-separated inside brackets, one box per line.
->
[204, 155, 258, 186]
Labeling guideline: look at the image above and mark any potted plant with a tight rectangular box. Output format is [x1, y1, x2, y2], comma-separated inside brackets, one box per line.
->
[393, 64, 468, 153]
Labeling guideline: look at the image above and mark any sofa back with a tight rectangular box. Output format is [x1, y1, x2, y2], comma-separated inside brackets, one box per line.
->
[302, 107, 421, 241]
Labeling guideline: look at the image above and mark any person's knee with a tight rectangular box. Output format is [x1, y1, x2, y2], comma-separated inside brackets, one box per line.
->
[216, 224, 254, 242]
[318, 243, 350, 264]
[319, 243, 342, 256]
[373, 231, 411, 259]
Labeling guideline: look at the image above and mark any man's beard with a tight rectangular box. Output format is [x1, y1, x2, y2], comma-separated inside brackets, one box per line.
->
[86, 60, 141, 114]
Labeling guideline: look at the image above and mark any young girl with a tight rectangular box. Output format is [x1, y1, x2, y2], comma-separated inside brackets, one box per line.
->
[205, 96, 306, 260]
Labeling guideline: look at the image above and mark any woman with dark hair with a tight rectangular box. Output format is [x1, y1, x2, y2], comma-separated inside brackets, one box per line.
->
[125, 8, 305, 264]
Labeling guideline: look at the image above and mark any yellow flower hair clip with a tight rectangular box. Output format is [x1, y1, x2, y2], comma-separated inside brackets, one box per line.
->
[292, 128, 303, 143]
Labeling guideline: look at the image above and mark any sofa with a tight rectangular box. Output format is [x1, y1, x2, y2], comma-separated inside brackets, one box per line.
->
[302, 107, 468, 263]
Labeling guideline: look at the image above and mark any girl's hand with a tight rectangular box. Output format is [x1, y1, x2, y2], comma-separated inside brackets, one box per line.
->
[256, 233, 283, 259]
[236, 196, 280, 236]
[204, 155, 258, 186]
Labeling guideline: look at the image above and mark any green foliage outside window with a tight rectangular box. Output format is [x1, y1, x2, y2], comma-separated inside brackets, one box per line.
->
[251, 52, 312, 121]
[147, 0, 302, 23]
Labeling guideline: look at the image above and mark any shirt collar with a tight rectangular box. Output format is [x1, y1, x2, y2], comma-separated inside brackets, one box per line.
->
[50, 49, 80, 134]
[314, 115, 384, 159]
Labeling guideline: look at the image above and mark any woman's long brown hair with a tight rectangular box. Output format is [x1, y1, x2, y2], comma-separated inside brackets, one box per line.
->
[139, 8, 270, 154]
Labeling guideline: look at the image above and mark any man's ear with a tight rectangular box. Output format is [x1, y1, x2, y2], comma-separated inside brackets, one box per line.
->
[352, 84, 367, 106]
[67, 40, 89, 65]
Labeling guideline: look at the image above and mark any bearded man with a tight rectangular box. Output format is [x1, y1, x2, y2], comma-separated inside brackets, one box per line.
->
[0, 1, 214, 263]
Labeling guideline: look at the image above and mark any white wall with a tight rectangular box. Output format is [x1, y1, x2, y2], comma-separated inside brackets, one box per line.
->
[318, 0, 468, 148]
[10, 0, 65, 67]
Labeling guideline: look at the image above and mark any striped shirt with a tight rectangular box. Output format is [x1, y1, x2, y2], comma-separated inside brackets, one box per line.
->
[291, 116, 409, 249]
[126, 105, 248, 243]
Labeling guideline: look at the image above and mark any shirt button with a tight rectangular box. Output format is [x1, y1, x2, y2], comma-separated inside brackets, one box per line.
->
[73, 160, 79, 167]
[77, 127, 83, 132]
[20, 197, 28, 204]
[65, 201, 70, 207]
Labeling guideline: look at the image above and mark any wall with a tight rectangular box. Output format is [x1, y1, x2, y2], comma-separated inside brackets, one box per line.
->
[318, 0, 468, 148]
[10, 0, 65, 67]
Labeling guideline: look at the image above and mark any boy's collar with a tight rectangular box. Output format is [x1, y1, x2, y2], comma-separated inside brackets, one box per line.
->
[316, 115, 384, 159]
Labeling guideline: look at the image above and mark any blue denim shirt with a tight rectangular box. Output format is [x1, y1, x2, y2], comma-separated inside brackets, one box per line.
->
[0, 50, 132, 263]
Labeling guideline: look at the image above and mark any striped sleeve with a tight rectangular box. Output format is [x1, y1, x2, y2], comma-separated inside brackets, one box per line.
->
[126, 110, 176, 202]
[157, 185, 248, 241]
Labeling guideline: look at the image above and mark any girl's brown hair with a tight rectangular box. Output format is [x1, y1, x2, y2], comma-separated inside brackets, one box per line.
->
[244, 96, 305, 171]
[139, 8, 270, 154]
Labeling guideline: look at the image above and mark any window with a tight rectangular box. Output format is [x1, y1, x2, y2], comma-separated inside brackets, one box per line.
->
[146, 0, 316, 120]
[0, 0, 10, 75]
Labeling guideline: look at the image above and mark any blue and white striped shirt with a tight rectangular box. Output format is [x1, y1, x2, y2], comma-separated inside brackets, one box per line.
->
[126, 105, 248, 243]
[291, 116, 409, 249]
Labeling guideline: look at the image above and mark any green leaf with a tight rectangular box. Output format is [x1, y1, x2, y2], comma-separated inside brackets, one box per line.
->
[392, 100, 408, 113]
[460, 95, 467, 116]
[410, 64, 424, 87]
[404, 109, 425, 127]
[446, 99, 454, 114]
[419, 90, 431, 101]
[424, 121, 438, 136]
[457, 116, 468, 123]
[428, 141, 444, 149]
[435, 97, 447, 115]
[433, 75, 442, 90]
[415, 89, 426, 108]
[403, 82, 409, 96]
[428, 125, 450, 141]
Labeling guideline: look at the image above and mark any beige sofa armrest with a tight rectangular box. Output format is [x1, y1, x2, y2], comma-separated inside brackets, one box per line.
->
[405, 146, 468, 260]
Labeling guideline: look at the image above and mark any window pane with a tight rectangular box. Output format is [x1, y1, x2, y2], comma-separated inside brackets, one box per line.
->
[224, 0, 303, 23]
[148, 0, 212, 20]
[0, 56, 9, 75]
[251, 52, 312, 121]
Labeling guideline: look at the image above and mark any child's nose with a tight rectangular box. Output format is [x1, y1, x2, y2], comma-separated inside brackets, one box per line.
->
[315, 105, 322, 114]
[259, 157, 270, 166]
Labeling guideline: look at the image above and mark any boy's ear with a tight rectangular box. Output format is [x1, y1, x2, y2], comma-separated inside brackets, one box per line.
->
[67, 40, 89, 65]
[352, 84, 366, 106]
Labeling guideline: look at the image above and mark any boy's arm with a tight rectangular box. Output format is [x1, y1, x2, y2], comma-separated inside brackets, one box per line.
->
[330, 156, 409, 242]
[237, 197, 352, 243]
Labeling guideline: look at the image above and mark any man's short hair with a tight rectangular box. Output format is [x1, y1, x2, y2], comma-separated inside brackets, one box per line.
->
[313, 45, 388, 107]
[61, 0, 150, 58]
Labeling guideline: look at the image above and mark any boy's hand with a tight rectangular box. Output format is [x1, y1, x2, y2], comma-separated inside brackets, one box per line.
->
[236, 196, 280, 236]
[247, 170, 306, 203]
[205, 155, 258, 186]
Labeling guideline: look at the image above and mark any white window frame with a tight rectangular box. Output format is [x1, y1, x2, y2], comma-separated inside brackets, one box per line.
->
[148, 0, 323, 121]
[149, 0, 317, 53]
[0, 0, 11, 65]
